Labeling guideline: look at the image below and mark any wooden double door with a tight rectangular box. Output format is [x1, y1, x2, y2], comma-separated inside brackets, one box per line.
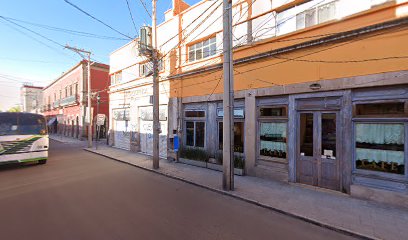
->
[296, 111, 341, 191]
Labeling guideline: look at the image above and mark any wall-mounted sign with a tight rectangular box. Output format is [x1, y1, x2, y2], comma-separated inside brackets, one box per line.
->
[126, 86, 153, 99]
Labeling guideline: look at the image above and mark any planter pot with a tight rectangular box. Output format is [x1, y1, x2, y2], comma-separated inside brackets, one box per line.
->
[234, 168, 244, 176]
[179, 158, 207, 168]
[207, 162, 244, 176]
[207, 162, 223, 171]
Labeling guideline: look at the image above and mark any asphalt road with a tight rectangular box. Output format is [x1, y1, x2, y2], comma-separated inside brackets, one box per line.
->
[0, 140, 356, 240]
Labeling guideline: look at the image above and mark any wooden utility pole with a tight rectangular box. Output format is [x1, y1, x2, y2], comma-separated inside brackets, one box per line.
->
[152, 0, 160, 169]
[222, 0, 234, 190]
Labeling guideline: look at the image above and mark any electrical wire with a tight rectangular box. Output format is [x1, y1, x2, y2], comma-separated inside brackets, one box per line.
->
[0, 56, 69, 64]
[158, 0, 220, 49]
[110, 1, 408, 101]
[234, 24, 408, 76]
[0, 18, 78, 61]
[137, 0, 152, 18]
[234, 0, 327, 48]
[0, 15, 130, 41]
[1, 16, 65, 48]
[63, 0, 133, 39]
[167, 25, 408, 94]
[125, 0, 139, 36]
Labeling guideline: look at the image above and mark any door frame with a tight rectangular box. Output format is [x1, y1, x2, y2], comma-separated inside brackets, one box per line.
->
[296, 110, 342, 190]
[288, 90, 352, 193]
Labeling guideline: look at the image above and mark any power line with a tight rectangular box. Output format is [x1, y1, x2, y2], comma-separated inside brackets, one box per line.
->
[0, 18, 78, 61]
[167, 26, 408, 93]
[125, 0, 139, 35]
[0, 84, 20, 88]
[159, 0, 220, 49]
[162, 0, 324, 77]
[235, 24, 408, 76]
[157, 1, 225, 68]
[272, 55, 408, 63]
[137, 0, 152, 18]
[0, 16, 65, 48]
[0, 56, 69, 64]
[0, 15, 129, 41]
[63, 0, 133, 39]
[234, 0, 327, 48]
[0, 73, 48, 83]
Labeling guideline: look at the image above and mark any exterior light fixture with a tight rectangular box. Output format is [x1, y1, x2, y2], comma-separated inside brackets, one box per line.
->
[309, 83, 321, 90]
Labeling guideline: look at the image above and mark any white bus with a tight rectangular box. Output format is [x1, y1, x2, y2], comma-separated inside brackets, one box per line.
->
[0, 112, 48, 165]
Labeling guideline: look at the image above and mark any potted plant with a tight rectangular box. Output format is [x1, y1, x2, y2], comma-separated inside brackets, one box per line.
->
[179, 146, 208, 168]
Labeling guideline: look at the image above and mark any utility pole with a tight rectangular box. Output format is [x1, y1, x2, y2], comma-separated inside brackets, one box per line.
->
[152, 0, 160, 169]
[65, 45, 93, 148]
[96, 93, 100, 150]
[222, 0, 234, 191]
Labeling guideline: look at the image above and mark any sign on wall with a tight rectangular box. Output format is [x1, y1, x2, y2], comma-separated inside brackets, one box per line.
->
[96, 114, 106, 126]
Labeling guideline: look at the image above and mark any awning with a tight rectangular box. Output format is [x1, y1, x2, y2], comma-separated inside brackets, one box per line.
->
[47, 117, 57, 126]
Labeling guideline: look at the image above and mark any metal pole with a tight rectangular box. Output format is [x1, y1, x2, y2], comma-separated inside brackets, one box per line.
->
[96, 94, 100, 150]
[87, 54, 93, 148]
[152, 0, 160, 169]
[222, 0, 234, 190]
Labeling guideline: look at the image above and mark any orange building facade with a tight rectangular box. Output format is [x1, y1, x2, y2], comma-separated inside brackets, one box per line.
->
[159, 0, 408, 207]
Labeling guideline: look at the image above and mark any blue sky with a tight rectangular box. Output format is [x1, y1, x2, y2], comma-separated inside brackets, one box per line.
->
[0, 0, 200, 111]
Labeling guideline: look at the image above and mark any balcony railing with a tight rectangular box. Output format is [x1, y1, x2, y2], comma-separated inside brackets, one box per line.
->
[59, 95, 78, 107]
[52, 99, 60, 109]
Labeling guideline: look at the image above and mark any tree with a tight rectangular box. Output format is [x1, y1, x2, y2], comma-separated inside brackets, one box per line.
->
[8, 106, 22, 112]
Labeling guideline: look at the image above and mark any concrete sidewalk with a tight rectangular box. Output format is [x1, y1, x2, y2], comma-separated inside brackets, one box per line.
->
[49, 134, 85, 145]
[49, 134, 106, 147]
[84, 144, 408, 240]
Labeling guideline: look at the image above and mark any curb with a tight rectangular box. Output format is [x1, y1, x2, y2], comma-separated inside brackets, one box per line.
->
[83, 148, 375, 240]
[49, 137, 64, 143]
[50, 137, 85, 144]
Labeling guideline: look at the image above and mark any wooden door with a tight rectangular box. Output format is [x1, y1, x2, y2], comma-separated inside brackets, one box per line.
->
[297, 111, 340, 191]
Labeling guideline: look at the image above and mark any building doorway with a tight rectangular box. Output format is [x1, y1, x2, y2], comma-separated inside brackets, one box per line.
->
[76, 116, 79, 138]
[139, 105, 167, 157]
[71, 120, 74, 137]
[296, 111, 341, 191]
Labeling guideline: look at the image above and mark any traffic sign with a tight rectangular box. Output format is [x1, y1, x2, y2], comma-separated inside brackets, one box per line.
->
[96, 114, 106, 126]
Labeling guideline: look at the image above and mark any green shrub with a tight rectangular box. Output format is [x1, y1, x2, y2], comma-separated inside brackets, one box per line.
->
[179, 146, 209, 162]
[234, 155, 245, 169]
[215, 152, 245, 169]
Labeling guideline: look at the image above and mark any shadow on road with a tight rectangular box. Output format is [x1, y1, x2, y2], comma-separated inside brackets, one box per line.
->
[0, 162, 43, 172]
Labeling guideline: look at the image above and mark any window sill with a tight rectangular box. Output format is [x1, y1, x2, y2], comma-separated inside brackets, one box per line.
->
[183, 54, 221, 68]
[257, 156, 288, 164]
[353, 169, 407, 183]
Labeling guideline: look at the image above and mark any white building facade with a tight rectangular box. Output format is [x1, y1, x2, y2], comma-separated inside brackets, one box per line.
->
[108, 39, 170, 157]
[20, 85, 43, 113]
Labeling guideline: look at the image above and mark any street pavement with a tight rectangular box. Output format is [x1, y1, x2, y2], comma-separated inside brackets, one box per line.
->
[0, 140, 356, 240]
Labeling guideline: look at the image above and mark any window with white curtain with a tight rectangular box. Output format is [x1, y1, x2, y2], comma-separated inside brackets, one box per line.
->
[354, 101, 407, 175]
[355, 123, 405, 175]
[260, 122, 287, 159]
[258, 106, 288, 160]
